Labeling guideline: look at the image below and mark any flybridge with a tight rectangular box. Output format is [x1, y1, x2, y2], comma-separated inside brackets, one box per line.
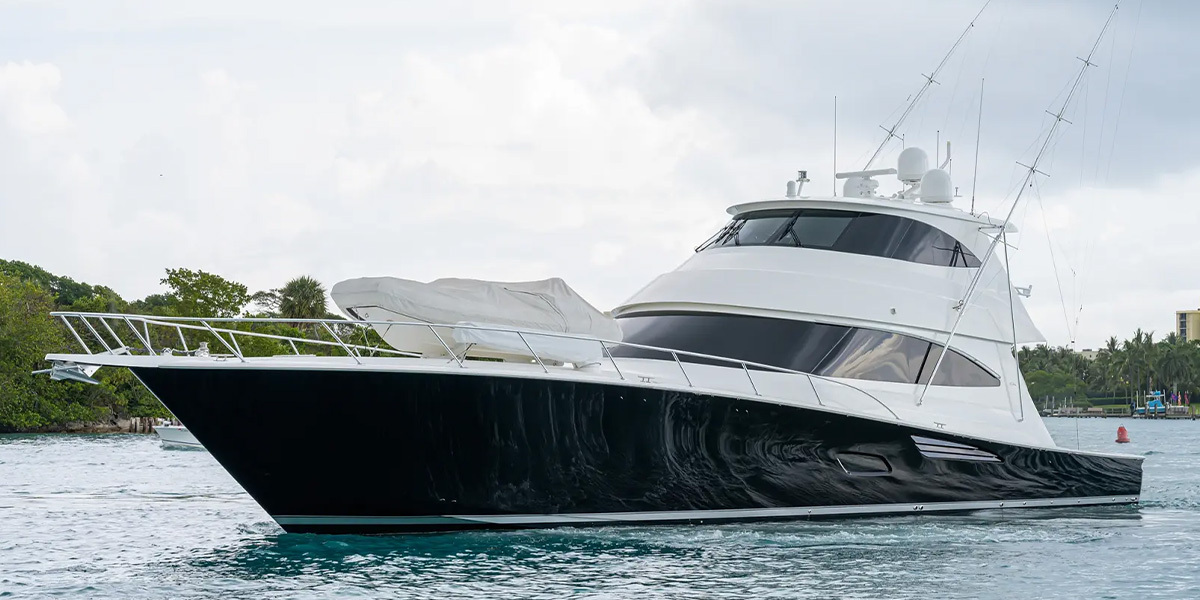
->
[838, 146, 954, 204]
[782, 145, 956, 206]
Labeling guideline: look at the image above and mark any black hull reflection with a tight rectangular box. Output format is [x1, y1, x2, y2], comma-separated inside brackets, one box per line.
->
[132, 368, 1143, 534]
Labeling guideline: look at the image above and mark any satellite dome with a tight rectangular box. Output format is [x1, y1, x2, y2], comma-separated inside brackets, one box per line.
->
[897, 147, 929, 184]
[919, 168, 953, 204]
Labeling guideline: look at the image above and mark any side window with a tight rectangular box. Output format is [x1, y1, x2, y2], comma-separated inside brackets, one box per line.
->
[945, 239, 981, 267]
[917, 344, 1000, 387]
[817, 329, 931, 383]
[613, 312, 999, 388]
[893, 222, 981, 267]
[611, 312, 852, 373]
[833, 213, 914, 258]
[786, 211, 856, 249]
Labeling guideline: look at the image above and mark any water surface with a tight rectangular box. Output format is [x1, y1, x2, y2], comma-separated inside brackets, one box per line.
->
[1, 418, 1196, 598]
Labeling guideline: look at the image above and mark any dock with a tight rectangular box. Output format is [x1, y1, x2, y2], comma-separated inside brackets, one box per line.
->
[1044, 406, 1198, 419]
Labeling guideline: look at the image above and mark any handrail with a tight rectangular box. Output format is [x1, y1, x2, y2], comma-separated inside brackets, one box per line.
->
[47, 311, 900, 420]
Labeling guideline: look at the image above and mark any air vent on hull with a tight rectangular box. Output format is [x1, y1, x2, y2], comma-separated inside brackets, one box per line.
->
[835, 451, 893, 476]
[912, 435, 1001, 463]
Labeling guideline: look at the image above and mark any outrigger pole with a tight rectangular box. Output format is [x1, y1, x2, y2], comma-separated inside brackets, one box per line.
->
[918, 3, 1121, 408]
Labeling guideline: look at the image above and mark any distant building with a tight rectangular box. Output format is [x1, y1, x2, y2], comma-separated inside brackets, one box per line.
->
[1076, 348, 1098, 361]
[1178, 308, 1200, 342]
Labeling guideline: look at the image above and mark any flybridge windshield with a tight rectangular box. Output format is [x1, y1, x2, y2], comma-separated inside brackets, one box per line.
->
[697, 209, 981, 268]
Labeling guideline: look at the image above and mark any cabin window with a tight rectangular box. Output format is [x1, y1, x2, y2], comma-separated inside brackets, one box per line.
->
[612, 311, 851, 372]
[612, 311, 1000, 387]
[697, 209, 981, 268]
[891, 222, 981, 267]
[818, 329, 931, 384]
[917, 344, 1001, 387]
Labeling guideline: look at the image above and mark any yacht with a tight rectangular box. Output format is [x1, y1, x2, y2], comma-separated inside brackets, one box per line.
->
[37, 152, 1142, 533]
[37, 6, 1142, 533]
[153, 422, 203, 449]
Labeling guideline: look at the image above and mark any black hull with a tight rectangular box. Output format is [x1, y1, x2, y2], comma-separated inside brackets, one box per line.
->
[132, 367, 1143, 534]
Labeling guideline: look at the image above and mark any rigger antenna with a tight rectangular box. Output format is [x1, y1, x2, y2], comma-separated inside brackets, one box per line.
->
[917, 4, 1121, 408]
[863, 0, 991, 170]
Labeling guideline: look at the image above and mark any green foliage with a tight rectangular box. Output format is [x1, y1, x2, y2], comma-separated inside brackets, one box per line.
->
[278, 276, 329, 320]
[0, 259, 100, 306]
[1020, 329, 1200, 408]
[160, 268, 249, 318]
[1025, 369, 1087, 402]
[0, 261, 344, 431]
[252, 276, 329, 325]
[0, 273, 113, 430]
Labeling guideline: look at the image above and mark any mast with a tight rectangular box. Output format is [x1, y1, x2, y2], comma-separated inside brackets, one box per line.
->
[864, 0, 991, 170]
[917, 3, 1121, 407]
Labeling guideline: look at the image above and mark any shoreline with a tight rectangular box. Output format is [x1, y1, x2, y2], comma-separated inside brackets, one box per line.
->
[1, 416, 165, 435]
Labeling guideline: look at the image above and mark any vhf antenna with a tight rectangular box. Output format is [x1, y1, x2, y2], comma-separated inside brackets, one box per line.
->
[917, 3, 1121, 408]
[970, 78, 985, 215]
[864, 0, 991, 170]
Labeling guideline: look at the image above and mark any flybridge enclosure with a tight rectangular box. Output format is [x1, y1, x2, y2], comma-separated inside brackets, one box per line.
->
[725, 195, 1017, 234]
[332, 277, 623, 364]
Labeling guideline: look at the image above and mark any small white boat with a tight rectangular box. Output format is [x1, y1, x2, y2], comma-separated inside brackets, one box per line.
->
[153, 423, 203, 449]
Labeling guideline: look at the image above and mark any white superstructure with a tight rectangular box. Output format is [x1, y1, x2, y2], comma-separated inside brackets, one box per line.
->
[612, 157, 1053, 448]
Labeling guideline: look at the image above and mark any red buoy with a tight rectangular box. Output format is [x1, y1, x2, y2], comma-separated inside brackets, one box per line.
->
[1116, 426, 1130, 443]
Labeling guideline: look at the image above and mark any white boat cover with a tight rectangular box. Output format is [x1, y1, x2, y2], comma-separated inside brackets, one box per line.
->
[331, 277, 623, 363]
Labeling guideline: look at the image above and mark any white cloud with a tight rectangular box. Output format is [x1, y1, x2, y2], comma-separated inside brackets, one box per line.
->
[0, 0, 1191, 350]
[1011, 170, 1200, 347]
[590, 241, 625, 267]
[0, 61, 70, 135]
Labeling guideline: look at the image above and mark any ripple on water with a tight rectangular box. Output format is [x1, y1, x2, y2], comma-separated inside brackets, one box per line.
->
[2, 419, 1199, 599]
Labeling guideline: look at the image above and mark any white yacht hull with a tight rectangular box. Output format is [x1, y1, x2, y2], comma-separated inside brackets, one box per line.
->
[153, 425, 203, 449]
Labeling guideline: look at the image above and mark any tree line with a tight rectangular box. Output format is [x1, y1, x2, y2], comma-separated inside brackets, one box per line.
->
[0, 259, 336, 431]
[1019, 330, 1200, 407]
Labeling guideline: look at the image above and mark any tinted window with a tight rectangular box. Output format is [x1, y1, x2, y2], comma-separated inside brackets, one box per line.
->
[698, 209, 980, 268]
[613, 312, 850, 372]
[832, 213, 914, 257]
[708, 210, 794, 248]
[734, 216, 791, 245]
[613, 312, 999, 387]
[820, 329, 931, 384]
[893, 222, 981, 267]
[918, 344, 1000, 387]
[787, 211, 855, 248]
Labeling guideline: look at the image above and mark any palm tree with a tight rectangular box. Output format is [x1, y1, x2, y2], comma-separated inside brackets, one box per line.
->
[1158, 333, 1191, 395]
[278, 276, 329, 321]
[1096, 336, 1123, 395]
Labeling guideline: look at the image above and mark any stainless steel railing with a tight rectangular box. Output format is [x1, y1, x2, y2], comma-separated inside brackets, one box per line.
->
[47, 311, 900, 420]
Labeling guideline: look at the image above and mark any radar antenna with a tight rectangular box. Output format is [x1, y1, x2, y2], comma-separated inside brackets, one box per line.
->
[863, 0, 991, 170]
[917, 3, 1121, 409]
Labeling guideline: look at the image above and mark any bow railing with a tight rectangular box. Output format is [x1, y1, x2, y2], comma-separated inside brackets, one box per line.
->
[46, 311, 900, 421]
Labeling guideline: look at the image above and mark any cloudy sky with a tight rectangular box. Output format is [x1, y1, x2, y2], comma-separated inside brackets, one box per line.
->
[0, 0, 1193, 348]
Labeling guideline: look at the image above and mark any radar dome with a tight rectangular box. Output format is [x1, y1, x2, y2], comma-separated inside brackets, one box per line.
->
[919, 168, 953, 204]
[897, 147, 929, 184]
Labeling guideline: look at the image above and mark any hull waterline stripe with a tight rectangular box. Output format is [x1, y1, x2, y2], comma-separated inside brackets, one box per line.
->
[273, 495, 1140, 527]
